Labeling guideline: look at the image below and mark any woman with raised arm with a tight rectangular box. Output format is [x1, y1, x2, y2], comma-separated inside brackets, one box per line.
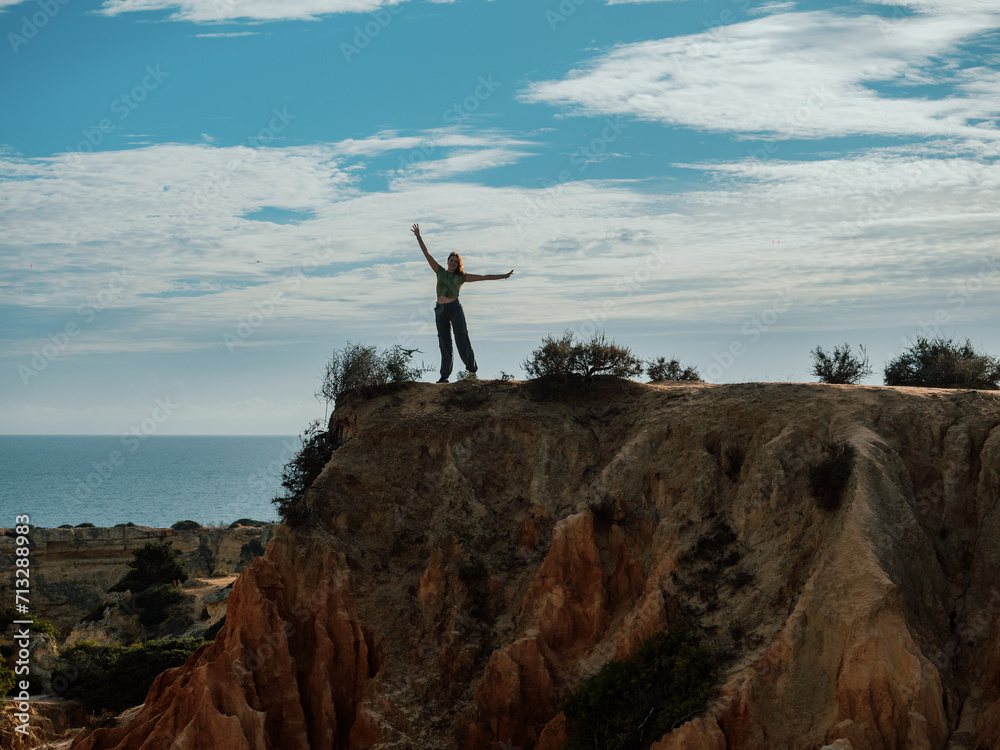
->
[411, 223, 514, 383]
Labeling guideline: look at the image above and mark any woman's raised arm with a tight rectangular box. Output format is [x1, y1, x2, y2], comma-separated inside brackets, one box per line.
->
[465, 270, 514, 282]
[412, 224, 440, 273]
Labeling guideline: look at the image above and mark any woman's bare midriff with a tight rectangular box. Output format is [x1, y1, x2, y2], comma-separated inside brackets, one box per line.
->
[437, 296, 457, 304]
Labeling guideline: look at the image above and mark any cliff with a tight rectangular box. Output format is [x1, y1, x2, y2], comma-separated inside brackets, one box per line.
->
[68, 380, 1000, 750]
[0, 523, 276, 638]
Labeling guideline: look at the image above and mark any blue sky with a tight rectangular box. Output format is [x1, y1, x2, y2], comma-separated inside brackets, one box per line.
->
[1, 0, 998, 435]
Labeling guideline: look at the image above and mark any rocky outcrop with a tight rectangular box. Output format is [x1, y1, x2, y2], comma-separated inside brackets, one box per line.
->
[69, 381, 1000, 749]
[62, 576, 236, 646]
[0, 524, 276, 637]
[0, 698, 87, 750]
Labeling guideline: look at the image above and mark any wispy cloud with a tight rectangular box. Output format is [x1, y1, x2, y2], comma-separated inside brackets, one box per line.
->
[97, 0, 417, 23]
[391, 147, 536, 182]
[748, 1, 796, 15]
[193, 30, 260, 37]
[603, 0, 689, 4]
[520, 8, 1000, 142]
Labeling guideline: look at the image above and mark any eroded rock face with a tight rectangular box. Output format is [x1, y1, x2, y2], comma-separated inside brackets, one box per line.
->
[72, 538, 375, 750]
[71, 382, 1000, 749]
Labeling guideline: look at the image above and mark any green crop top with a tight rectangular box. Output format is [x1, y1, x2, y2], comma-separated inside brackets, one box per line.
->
[436, 267, 465, 299]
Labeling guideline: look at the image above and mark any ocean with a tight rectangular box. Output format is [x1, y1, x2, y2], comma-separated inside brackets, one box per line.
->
[0, 435, 299, 529]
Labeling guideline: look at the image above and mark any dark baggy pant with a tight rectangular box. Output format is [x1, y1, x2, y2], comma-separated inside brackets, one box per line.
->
[435, 300, 477, 379]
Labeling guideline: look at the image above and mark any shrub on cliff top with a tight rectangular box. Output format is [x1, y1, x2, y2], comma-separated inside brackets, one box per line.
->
[884, 337, 1000, 389]
[317, 342, 430, 404]
[229, 518, 268, 528]
[109, 541, 188, 593]
[55, 637, 206, 714]
[523, 331, 643, 380]
[811, 343, 873, 385]
[646, 357, 702, 383]
[561, 624, 716, 750]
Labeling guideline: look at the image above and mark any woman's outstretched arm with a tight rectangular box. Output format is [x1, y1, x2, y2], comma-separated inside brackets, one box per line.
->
[412, 224, 440, 273]
[465, 270, 514, 282]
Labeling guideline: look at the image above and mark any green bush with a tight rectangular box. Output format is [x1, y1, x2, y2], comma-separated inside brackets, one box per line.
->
[133, 584, 185, 627]
[229, 518, 268, 528]
[0, 654, 15, 698]
[884, 337, 1000, 389]
[646, 357, 701, 382]
[811, 343, 873, 385]
[561, 624, 716, 750]
[271, 420, 343, 525]
[109, 541, 188, 593]
[170, 520, 202, 530]
[55, 638, 207, 714]
[809, 442, 857, 511]
[317, 342, 430, 404]
[0, 607, 60, 640]
[523, 331, 643, 380]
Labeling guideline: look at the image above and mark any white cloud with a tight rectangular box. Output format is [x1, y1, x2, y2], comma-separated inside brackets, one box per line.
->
[747, 1, 796, 14]
[392, 147, 536, 182]
[520, 8, 1000, 141]
[193, 30, 260, 36]
[97, 0, 414, 22]
[331, 129, 534, 158]
[867, 0, 1000, 12]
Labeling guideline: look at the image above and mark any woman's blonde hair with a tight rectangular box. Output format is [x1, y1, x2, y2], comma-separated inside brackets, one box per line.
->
[448, 252, 465, 275]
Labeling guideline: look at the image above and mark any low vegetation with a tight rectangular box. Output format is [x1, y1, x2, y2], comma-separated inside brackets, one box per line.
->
[55, 638, 207, 714]
[884, 337, 1000, 389]
[0, 655, 14, 698]
[561, 624, 716, 750]
[109, 541, 188, 593]
[271, 420, 344, 526]
[229, 518, 269, 528]
[811, 343, 873, 385]
[0, 607, 59, 640]
[317, 342, 430, 404]
[646, 356, 701, 382]
[133, 583, 185, 627]
[523, 331, 643, 379]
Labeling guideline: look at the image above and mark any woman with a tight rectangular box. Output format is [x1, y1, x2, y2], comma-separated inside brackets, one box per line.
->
[412, 223, 513, 383]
